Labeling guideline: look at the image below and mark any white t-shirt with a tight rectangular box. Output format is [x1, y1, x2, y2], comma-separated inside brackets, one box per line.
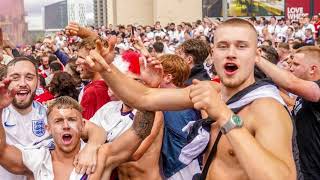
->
[275, 25, 288, 37]
[203, 27, 210, 37]
[293, 29, 306, 40]
[17, 141, 86, 180]
[168, 30, 179, 42]
[146, 32, 155, 40]
[90, 101, 136, 142]
[177, 31, 185, 43]
[1, 54, 13, 65]
[0, 101, 52, 180]
[267, 24, 277, 35]
[194, 25, 204, 35]
[302, 23, 316, 33]
[45, 74, 54, 85]
[154, 30, 166, 39]
[255, 25, 265, 36]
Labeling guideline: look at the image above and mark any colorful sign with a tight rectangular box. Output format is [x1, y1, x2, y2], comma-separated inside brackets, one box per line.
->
[203, 0, 285, 17]
[203, 0, 320, 18]
[285, 0, 310, 20]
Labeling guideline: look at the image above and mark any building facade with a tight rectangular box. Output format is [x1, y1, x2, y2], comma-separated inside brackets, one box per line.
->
[94, 0, 202, 26]
[67, 0, 87, 26]
[94, 0, 108, 27]
[0, 0, 27, 44]
[44, 0, 68, 31]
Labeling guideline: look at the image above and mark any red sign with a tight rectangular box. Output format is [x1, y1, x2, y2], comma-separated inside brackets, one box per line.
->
[286, 0, 310, 20]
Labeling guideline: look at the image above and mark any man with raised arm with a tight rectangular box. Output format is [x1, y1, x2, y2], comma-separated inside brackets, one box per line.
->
[256, 45, 320, 179]
[82, 18, 298, 180]
[66, 22, 111, 120]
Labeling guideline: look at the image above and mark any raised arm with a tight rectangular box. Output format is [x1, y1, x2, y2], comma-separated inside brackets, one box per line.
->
[256, 52, 320, 102]
[45, 40, 69, 65]
[90, 110, 155, 180]
[0, 79, 30, 175]
[65, 22, 98, 39]
[85, 48, 193, 111]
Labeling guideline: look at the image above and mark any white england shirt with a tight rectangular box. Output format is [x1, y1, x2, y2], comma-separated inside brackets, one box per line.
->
[90, 101, 136, 142]
[0, 101, 53, 180]
[16, 141, 87, 180]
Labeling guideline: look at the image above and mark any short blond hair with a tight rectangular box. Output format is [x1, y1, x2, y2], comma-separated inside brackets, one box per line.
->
[216, 18, 258, 41]
[295, 46, 320, 64]
[47, 96, 82, 117]
[159, 54, 190, 87]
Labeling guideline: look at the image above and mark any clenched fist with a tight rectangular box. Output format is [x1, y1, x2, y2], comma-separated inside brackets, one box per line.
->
[189, 79, 232, 125]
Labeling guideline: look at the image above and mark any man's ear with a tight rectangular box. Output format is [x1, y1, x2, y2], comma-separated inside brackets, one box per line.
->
[256, 47, 262, 56]
[45, 124, 52, 135]
[186, 55, 193, 65]
[81, 118, 86, 131]
[310, 64, 318, 76]
[163, 74, 173, 84]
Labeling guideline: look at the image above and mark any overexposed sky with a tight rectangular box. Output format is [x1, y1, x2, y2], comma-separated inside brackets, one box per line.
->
[25, 0, 63, 16]
[24, 0, 93, 30]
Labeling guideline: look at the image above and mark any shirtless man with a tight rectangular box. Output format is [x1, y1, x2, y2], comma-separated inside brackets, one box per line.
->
[83, 18, 297, 180]
[116, 111, 163, 180]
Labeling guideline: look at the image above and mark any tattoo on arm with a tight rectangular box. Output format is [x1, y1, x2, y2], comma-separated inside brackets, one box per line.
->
[132, 111, 155, 140]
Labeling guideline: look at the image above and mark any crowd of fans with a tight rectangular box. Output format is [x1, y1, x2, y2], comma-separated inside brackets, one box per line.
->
[0, 13, 319, 180]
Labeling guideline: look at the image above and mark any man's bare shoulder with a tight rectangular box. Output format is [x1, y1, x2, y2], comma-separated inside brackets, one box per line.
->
[246, 97, 292, 128]
[245, 97, 296, 174]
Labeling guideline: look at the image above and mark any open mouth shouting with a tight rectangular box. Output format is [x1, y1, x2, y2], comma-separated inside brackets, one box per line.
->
[224, 62, 239, 76]
[62, 133, 73, 145]
[15, 89, 31, 101]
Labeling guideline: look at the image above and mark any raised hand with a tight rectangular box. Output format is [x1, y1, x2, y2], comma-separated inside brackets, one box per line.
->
[132, 37, 144, 51]
[74, 142, 99, 175]
[131, 37, 150, 57]
[65, 22, 97, 38]
[139, 56, 163, 88]
[82, 37, 117, 73]
[95, 36, 117, 65]
[0, 79, 16, 110]
[85, 49, 111, 73]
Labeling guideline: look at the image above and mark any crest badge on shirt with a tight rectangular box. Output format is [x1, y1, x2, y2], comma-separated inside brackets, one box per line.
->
[32, 119, 46, 137]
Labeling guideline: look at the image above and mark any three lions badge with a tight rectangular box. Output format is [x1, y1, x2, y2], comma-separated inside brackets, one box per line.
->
[32, 119, 45, 137]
